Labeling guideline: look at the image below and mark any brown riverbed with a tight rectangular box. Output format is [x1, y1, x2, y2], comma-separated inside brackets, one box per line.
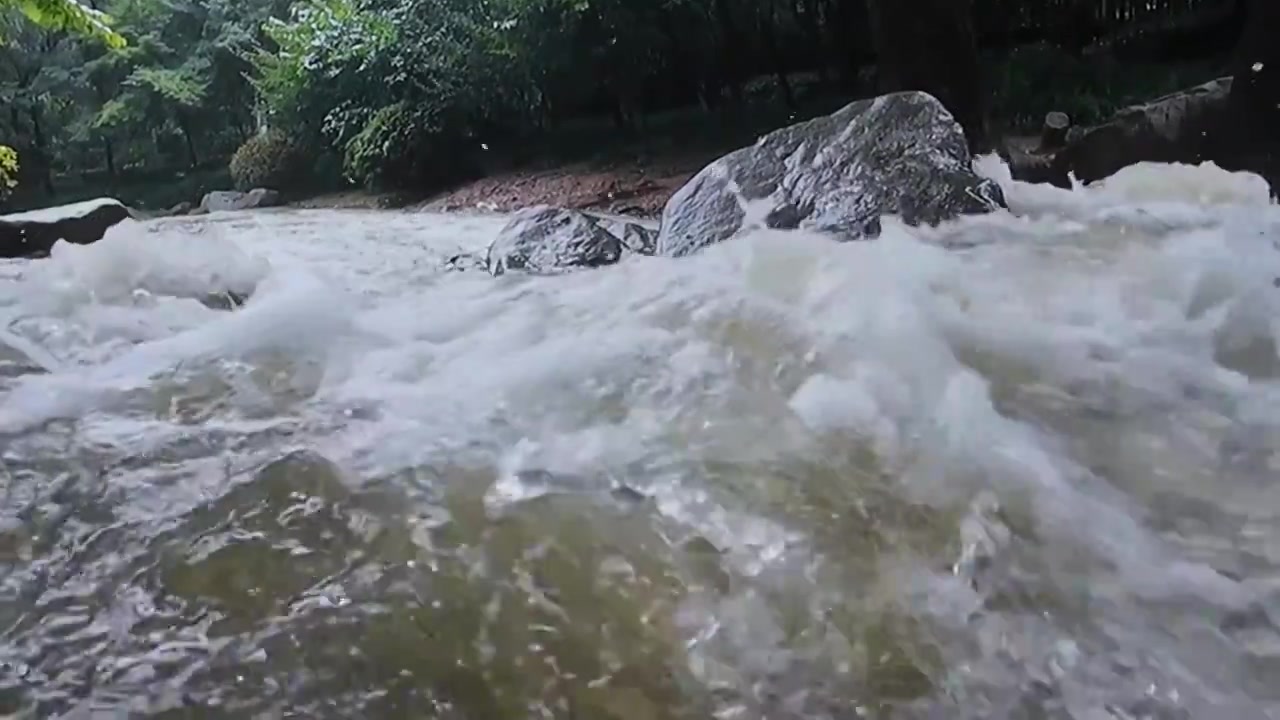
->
[288, 150, 723, 218]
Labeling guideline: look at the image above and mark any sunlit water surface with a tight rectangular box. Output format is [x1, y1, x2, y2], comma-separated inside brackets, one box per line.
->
[1, 159, 1279, 718]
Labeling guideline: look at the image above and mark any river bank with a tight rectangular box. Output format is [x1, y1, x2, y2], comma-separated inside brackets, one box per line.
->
[286, 148, 725, 218]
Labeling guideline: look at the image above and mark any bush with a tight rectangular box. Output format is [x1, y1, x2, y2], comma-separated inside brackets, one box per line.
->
[0, 145, 17, 198]
[342, 102, 456, 189]
[229, 129, 306, 191]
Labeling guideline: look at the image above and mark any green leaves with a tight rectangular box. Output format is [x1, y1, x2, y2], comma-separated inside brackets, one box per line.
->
[6, 0, 126, 48]
[1, 0, 302, 204]
[126, 64, 207, 106]
[0, 143, 18, 196]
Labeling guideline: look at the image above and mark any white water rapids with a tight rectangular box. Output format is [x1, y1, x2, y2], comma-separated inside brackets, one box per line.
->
[1, 158, 1279, 718]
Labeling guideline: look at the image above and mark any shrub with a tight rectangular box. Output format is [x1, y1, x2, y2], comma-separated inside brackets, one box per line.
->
[229, 129, 306, 191]
[0, 145, 17, 198]
[342, 102, 441, 189]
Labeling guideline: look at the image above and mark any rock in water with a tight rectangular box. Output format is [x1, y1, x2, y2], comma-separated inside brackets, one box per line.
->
[0, 198, 134, 259]
[594, 215, 659, 256]
[486, 206, 623, 275]
[620, 223, 658, 255]
[655, 91, 1005, 257]
[199, 188, 283, 213]
[444, 252, 488, 273]
[1056, 77, 1232, 186]
[165, 200, 195, 217]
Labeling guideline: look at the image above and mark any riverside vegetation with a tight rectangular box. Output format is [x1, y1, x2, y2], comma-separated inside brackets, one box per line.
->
[4, 1, 1280, 718]
[0, 0, 1260, 213]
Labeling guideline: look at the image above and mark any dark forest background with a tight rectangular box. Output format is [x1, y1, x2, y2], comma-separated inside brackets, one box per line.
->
[0, 0, 1252, 211]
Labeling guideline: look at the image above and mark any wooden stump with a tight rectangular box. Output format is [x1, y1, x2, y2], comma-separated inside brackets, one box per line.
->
[1039, 112, 1071, 151]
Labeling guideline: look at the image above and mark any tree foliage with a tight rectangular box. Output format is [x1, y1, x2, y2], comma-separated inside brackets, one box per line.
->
[4, 0, 125, 48]
[229, 127, 304, 189]
[0, 143, 17, 196]
[1, 0, 125, 198]
[250, 0, 828, 189]
[2, 0, 292, 208]
[0, 0, 1242, 208]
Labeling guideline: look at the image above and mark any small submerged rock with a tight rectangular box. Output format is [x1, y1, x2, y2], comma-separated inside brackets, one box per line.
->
[595, 217, 659, 256]
[621, 222, 659, 255]
[484, 205, 623, 275]
[476, 207, 660, 275]
[199, 290, 251, 311]
[444, 252, 489, 273]
[655, 90, 1005, 256]
[165, 200, 195, 217]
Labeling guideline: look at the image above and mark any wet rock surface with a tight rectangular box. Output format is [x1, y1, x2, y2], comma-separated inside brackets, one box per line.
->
[198, 188, 284, 214]
[1060, 77, 1231, 186]
[485, 206, 624, 275]
[1004, 70, 1280, 196]
[0, 198, 134, 258]
[655, 91, 1006, 257]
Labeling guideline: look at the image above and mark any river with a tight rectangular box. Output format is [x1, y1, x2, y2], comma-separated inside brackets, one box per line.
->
[0, 158, 1278, 718]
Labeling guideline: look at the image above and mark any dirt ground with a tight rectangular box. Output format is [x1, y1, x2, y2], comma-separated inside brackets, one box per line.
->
[287, 150, 722, 218]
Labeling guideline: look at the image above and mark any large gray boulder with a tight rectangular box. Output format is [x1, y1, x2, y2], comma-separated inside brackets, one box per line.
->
[198, 188, 283, 213]
[656, 91, 1005, 257]
[485, 206, 623, 276]
[0, 198, 134, 259]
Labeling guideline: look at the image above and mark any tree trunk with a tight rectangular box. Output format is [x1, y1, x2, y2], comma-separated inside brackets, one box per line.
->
[864, 0, 987, 152]
[609, 90, 629, 131]
[712, 0, 744, 105]
[29, 107, 54, 197]
[177, 112, 199, 168]
[827, 0, 868, 92]
[762, 2, 797, 109]
[91, 82, 117, 180]
[793, 0, 834, 86]
[102, 136, 116, 178]
[1213, 0, 1280, 196]
[658, 5, 706, 111]
[538, 87, 557, 131]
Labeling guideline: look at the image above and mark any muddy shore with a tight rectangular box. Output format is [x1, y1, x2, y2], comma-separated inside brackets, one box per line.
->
[287, 150, 721, 218]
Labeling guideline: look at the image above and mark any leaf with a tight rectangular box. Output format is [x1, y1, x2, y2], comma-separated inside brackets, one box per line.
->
[0, 143, 18, 194]
[92, 94, 145, 128]
[8, 0, 127, 48]
[125, 65, 207, 105]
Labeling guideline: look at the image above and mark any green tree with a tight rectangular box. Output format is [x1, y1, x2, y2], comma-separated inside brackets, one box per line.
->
[1, 0, 123, 197]
[4, 0, 125, 48]
[3, 0, 298, 207]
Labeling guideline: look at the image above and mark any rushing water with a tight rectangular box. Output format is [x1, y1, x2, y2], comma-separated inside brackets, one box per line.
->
[1, 158, 1279, 718]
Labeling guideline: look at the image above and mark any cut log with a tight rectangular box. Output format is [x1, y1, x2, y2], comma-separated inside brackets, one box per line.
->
[1039, 111, 1071, 151]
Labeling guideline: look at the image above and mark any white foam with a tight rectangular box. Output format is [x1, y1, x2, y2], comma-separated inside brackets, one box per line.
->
[2, 162, 1279, 712]
[0, 196, 125, 223]
[16, 219, 268, 313]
